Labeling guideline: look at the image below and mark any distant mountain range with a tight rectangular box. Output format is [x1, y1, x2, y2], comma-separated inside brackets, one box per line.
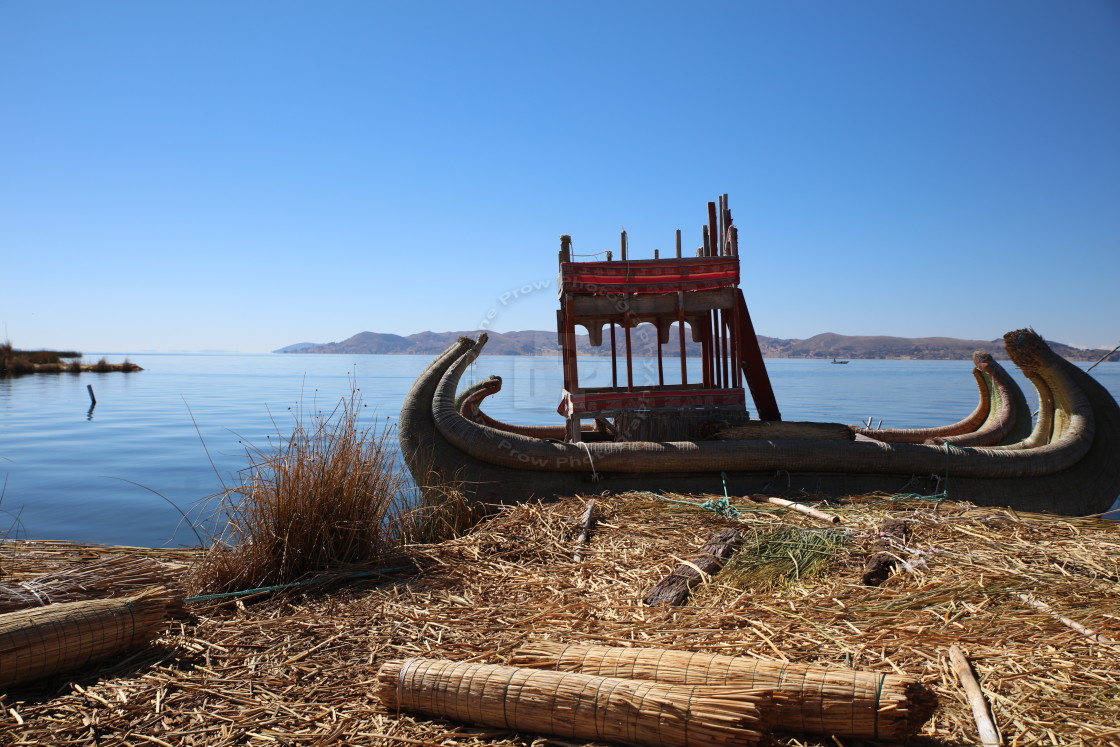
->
[276, 329, 1118, 362]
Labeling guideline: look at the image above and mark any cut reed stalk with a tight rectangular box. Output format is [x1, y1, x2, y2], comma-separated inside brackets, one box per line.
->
[0, 586, 179, 689]
[511, 641, 938, 741]
[1014, 593, 1114, 644]
[759, 496, 841, 523]
[377, 658, 773, 747]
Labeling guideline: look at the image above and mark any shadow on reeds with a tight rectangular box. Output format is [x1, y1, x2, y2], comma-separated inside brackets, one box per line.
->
[187, 390, 478, 598]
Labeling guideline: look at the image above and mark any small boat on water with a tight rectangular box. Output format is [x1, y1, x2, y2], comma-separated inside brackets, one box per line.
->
[399, 197, 1120, 516]
[831, 358, 849, 364]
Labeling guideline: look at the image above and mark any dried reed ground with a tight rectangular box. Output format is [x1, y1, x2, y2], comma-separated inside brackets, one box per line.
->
[2, 493, 1119, 746]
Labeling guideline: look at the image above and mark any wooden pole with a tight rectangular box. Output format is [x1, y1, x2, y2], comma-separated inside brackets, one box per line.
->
[707, 201, 719, 259]
[657, 323, 665, 386]
[573, 499, 596, 562]
[720, 310, 730, 388]
[949, 646, 1001, 747]
[624, 316, 634, 392]
[609, 322, 618, 389]
[677, 296, 688, 385]
[708, 310, 717, 389]
[701, 316, 712, 388]
[729, 298, 742, 388]
[717, 195, 726, 255]
[86, 385, 96, 406]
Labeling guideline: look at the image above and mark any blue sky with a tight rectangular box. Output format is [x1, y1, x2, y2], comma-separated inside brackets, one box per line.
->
[2, 1, 1118, 353]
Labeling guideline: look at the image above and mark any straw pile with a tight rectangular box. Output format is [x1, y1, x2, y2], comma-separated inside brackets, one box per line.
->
[0, 586, 180, 689]
[1, 493, 1119, 746]
[512, 641, 937, 740]
[378, 658, 772, 747]
[0, 555, 182, 613]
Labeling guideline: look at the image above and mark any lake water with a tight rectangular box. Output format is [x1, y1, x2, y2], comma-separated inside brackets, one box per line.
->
[2, 352, 1118, 548]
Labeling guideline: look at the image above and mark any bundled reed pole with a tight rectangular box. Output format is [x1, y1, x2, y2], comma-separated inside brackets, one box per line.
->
[0, 586, 180, 689]
[0, 555, 182, 613]
[378, 658, 772, 747]
[512, 641, 938, 741]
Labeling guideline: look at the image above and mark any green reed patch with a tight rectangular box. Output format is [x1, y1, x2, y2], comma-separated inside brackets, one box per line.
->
[720, 524, 848, 591]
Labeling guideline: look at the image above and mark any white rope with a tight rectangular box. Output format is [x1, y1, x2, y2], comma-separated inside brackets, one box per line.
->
[578, 442, 600, 482]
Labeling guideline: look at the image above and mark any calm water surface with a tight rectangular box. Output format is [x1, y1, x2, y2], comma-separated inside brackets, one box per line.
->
[2, 353, 1117, 547]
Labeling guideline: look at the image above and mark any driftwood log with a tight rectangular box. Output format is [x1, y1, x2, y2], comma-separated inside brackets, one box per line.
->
[644, 529, 742, 607]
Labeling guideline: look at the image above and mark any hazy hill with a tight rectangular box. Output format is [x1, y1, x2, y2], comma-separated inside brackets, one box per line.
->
[276, 329, 1117, 362]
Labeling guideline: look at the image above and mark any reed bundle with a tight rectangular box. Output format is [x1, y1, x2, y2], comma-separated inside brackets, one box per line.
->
[511, 641, 938, 741]
[720, 524, 846, 591]
[377, 658, 773, 747]
[0, 586, 179, 689]
[0, 555, 181, 613]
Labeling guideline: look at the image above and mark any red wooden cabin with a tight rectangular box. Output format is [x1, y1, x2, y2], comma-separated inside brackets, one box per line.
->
[556, 196, 781, 442]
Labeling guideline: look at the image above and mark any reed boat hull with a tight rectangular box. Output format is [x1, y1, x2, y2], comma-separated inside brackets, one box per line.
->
[399, 330, 1120, 516]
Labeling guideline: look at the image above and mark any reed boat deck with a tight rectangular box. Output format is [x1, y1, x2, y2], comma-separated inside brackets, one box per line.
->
[3, 493, 1119, 746]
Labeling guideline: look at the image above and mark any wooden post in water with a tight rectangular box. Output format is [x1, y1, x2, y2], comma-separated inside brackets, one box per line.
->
[86, 385, 96, 406]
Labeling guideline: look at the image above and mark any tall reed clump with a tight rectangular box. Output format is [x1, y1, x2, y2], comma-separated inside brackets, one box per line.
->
[189, 391, 415, 596]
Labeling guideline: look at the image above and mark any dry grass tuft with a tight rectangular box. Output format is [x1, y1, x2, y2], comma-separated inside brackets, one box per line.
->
[188, 392, 415, 596]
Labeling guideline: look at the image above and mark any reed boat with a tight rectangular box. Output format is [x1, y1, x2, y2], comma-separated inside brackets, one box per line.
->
[399, 198, 1120, 516]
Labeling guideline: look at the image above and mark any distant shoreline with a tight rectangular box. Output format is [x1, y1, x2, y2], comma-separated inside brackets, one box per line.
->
[0, 345, 142, 377]
[276, 330, 1118, 363]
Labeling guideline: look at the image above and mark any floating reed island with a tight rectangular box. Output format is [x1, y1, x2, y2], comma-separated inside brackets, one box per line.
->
[2, 492, 1119, 746]
[0, 342, 141, 377]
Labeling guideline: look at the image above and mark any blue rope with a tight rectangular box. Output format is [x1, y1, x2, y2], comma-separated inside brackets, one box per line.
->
[184, 565, 415, 603]
[648, 491, 741, 519]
